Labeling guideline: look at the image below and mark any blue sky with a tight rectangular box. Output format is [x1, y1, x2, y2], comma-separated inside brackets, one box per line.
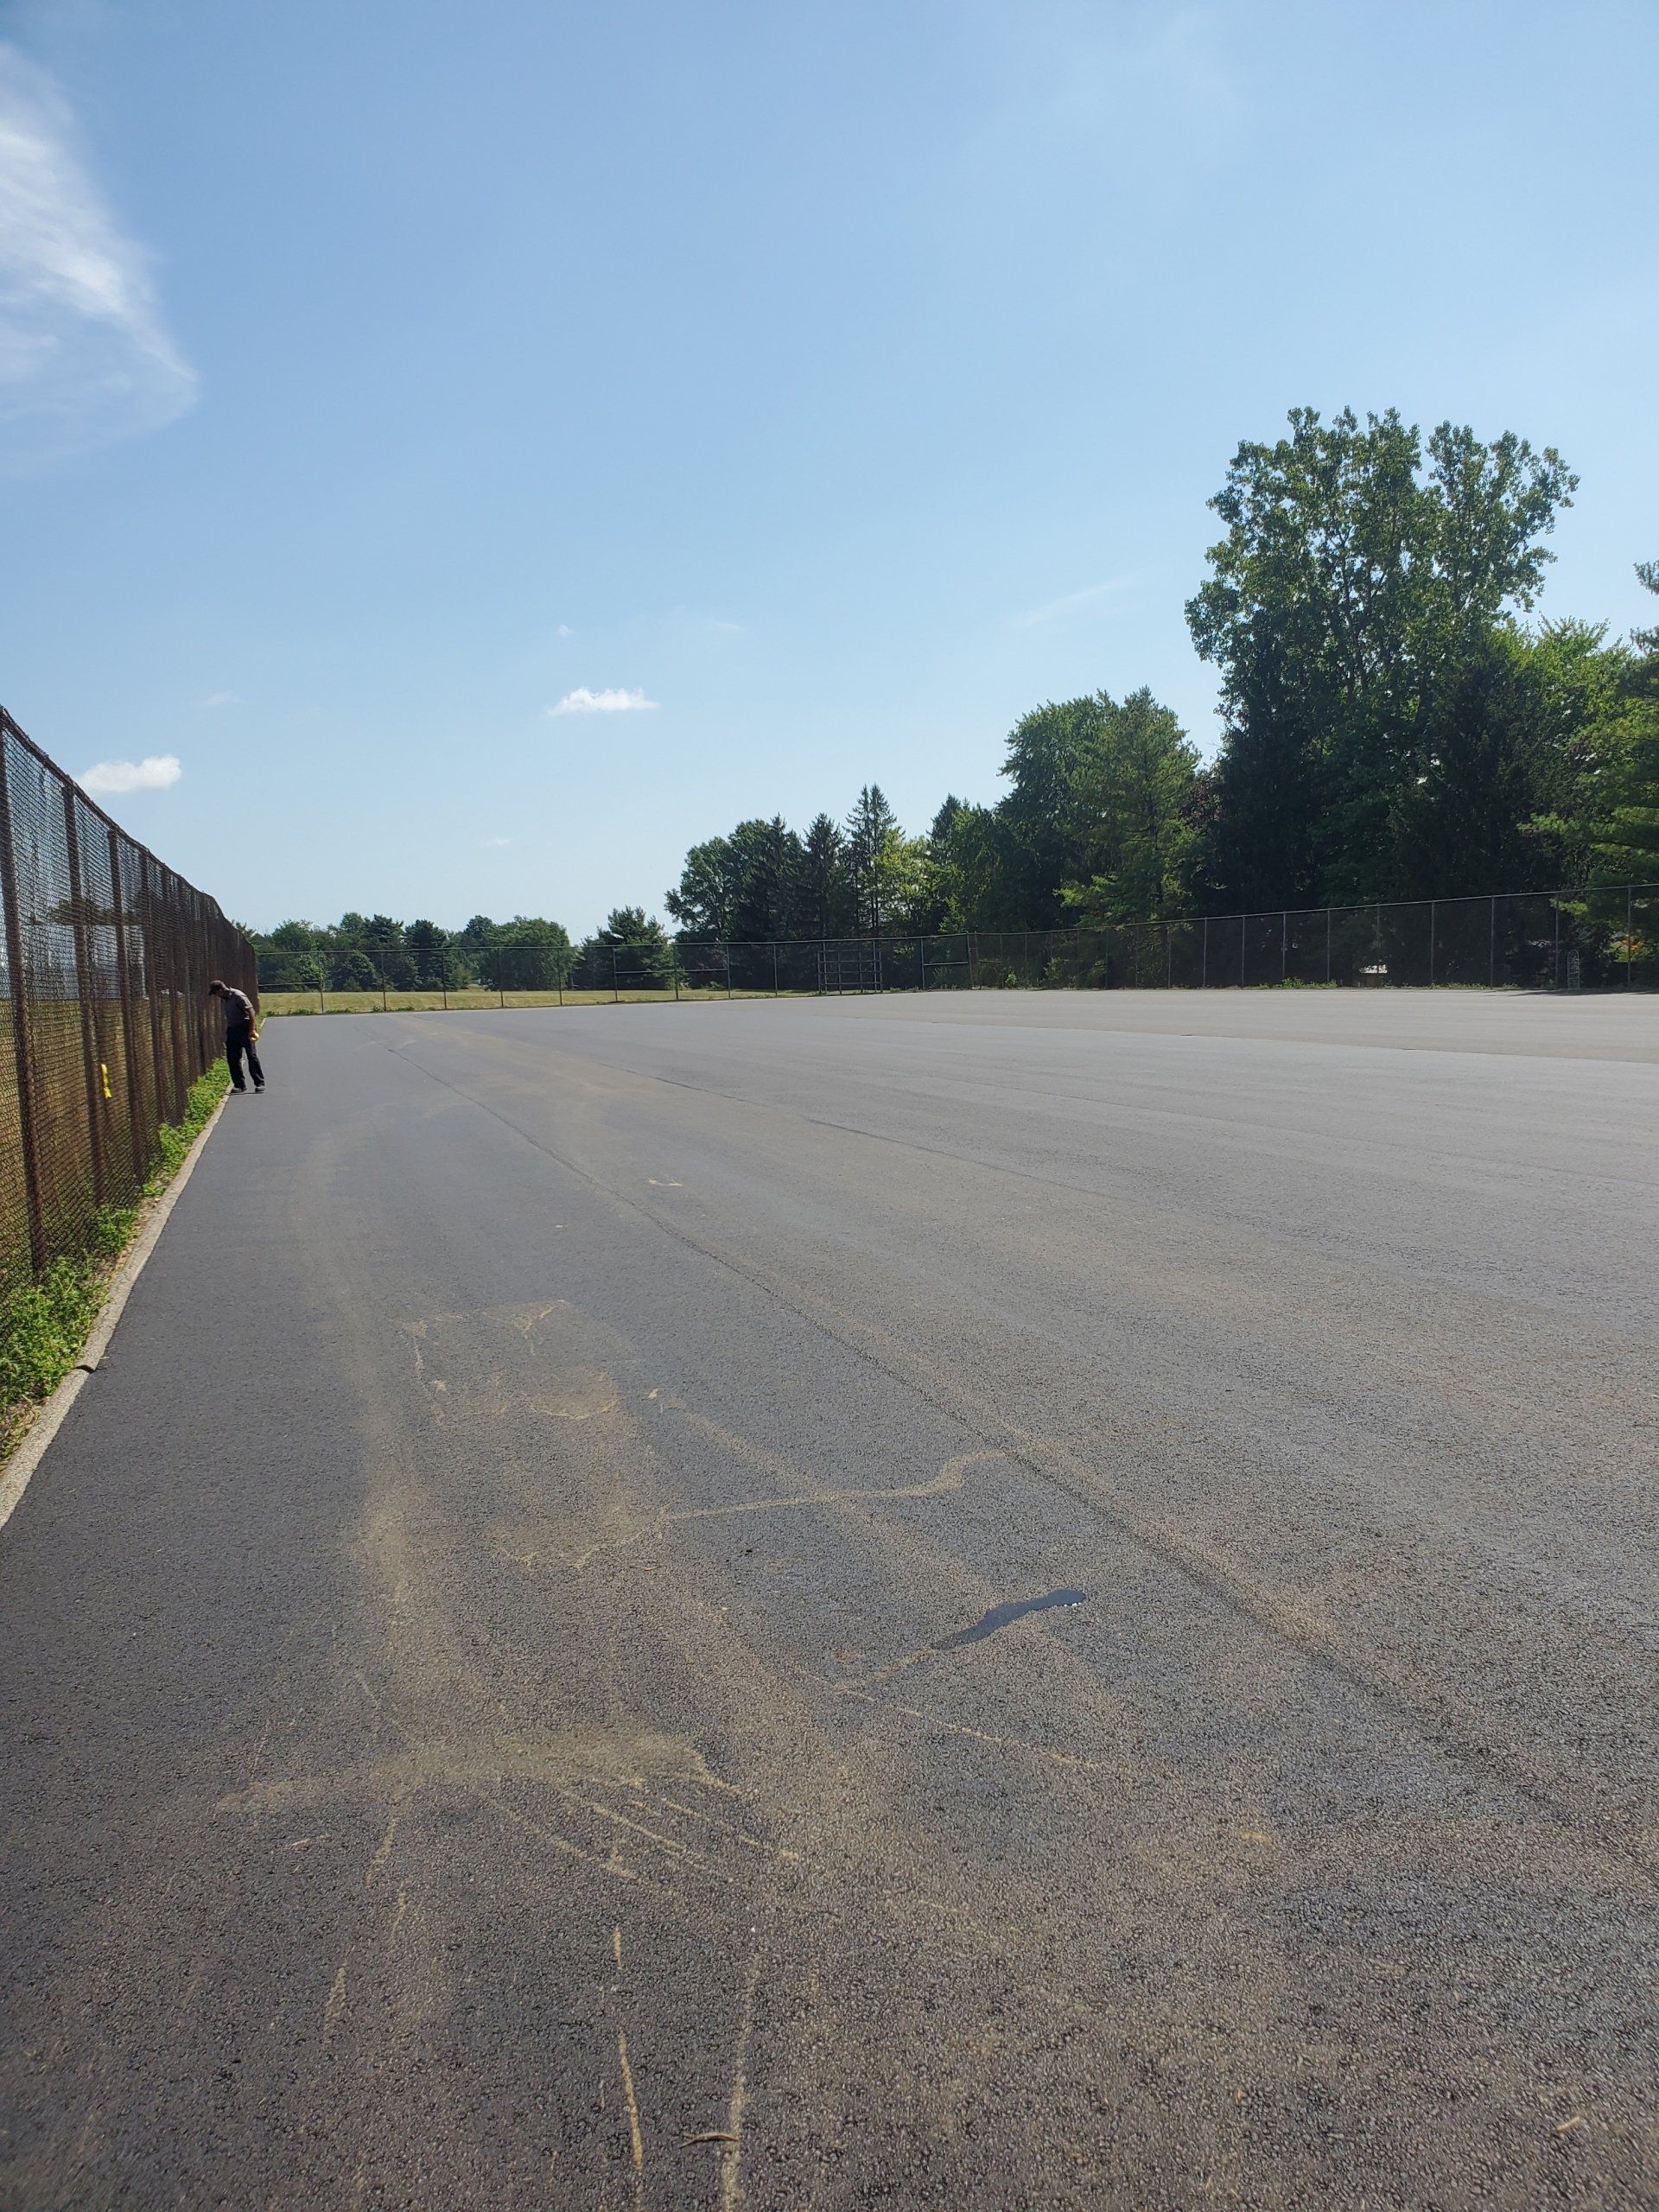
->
[2, 0, 1655, 934]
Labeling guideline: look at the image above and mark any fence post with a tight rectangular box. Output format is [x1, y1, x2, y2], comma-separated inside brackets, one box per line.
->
[160, 870, 186, 1122]
[966, 931, 977, 991]
[772, 940, 780, 996]
[1201, 916, 1208, 989]
[380, 953, 388, 1012]
[1429, 899, 1436, 988]
[441, 950, 448, 1010]
[612, 945, 620, 1004]
[725, 943, 733, 999]
[1325, 907, 1332, 985]
[1553, 900, 1560, 989]
[671, 944, 680, 1001]
[61, 785, 108, 1206]
[1240, 918, 1247, 988]
[1628, 885, 1634, 990]
[137, 855, 170, 1123]
[1490, 896, 1497, 988]
[1280, 911, 1287, 986]
[0, 733, 49, 1274]
[106, 826, 147, 1186]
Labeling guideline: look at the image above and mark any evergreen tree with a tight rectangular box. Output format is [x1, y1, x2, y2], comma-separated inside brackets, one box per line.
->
[796, 813, 852, 936]
[844, 785, 899, 932]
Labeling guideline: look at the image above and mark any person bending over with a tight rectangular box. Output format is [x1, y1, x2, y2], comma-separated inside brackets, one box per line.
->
[209, 979, 264, 1093]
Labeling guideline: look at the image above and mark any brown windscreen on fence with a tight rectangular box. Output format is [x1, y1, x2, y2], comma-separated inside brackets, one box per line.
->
[0, 709, 257, 1294]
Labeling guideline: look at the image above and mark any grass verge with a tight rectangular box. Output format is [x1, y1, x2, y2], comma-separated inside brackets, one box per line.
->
[0, 1061, 230, 1459]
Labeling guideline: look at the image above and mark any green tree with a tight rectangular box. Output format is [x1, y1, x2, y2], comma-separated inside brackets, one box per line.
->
[845, 785, 900, 932]
[1592, 561, 1659, 882]
[576, 907, 671, 988]
[1058, 689, 1198, 924]
[665, 838, 739, 939]
[476, 917, 574, 990]
[1186, 406, 1577, 905]
[728, 816, 804, 940]
[938, 690, 1197, 929]
[404, 918, 462, 987]
[795, 813, 854, 936]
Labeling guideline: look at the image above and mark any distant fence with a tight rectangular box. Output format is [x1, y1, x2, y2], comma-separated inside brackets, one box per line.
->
[257, 884, 1657, 1006]
[1, 709, 257, 1293]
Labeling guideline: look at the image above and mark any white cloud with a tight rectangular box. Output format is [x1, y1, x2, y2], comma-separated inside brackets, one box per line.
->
[485, 836, 512, 848]
[548, 686, 658, 715]
[198, 689, 238, 708]
[1014, 576, 1135, 627]
[0, 44, 196, 468]
[79, 753, 182, 795]
[554, 623, 574, 638]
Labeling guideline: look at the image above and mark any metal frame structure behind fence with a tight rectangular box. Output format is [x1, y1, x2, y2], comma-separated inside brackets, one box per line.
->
[1, 709, 257, 1294]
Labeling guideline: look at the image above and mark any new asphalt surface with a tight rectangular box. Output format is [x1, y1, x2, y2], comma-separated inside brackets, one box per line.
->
[2, 989, 1656, 2209]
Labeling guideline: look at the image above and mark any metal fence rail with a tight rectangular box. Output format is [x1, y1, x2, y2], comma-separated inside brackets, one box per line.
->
[1, 709, 257, 1294]
[256, 883, 1658, 1006]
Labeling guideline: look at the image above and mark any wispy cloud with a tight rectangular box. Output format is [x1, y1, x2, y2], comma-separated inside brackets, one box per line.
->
[198, 689, 238, 708]
[554, 623, 574, 638]
[79, 753, 182, 796]
[1014, 576, 1135, 628]
[484, 835, 512, 848]
[664, 606, 746, 639]
[548, 686, 658, 716]
[0, 44, 196, 468]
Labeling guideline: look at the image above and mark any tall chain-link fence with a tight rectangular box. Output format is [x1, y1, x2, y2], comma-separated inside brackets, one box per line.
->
[1, 709, 257, 1295]
[256, 884, 1657, 1008]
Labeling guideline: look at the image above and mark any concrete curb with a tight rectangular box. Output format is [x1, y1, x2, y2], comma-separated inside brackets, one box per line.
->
[0, 1088, 231, 1540]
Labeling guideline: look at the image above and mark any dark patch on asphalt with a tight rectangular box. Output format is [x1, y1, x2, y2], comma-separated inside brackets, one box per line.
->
[931, 1588, 1086, 1650]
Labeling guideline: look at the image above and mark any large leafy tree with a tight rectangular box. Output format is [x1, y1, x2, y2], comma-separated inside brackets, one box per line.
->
[1592, 561, 1659, 882]
[665, 838, 740, 938]
[936, 690, 1198, 929]
[475, 916, 574, 990]
[1186, 407, 1577, 905]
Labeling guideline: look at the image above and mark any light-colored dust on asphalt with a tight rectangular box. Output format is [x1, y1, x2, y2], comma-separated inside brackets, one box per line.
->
[2, 991, 1655, 2210]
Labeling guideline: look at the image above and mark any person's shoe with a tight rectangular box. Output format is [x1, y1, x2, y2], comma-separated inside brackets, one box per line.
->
[254, 1084, 264, 1093]
[232, 1084, 247, 1094]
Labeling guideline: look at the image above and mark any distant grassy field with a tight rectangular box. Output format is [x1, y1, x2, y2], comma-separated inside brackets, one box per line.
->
[257, 986, 786, 1016]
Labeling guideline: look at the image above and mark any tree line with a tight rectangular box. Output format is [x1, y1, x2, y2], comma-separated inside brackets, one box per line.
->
[251, 407, 1658, 982]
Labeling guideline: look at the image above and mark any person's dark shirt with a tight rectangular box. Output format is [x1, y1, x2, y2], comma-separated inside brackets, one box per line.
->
[219, 987, 255, 1031]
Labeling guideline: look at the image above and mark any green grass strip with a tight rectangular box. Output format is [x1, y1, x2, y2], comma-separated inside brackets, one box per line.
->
[0, 1061, 231, 1451]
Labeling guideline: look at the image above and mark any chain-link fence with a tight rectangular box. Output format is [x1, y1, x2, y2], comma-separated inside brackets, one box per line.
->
[0, 709, 257, 1295]
[256, 884, 1657, 1010]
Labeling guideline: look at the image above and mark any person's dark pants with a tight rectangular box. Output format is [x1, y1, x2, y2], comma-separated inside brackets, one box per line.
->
[227, 1021, 264, 1091]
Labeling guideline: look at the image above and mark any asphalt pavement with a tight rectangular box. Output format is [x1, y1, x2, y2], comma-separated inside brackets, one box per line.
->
[2, 988, 1656, 2209]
